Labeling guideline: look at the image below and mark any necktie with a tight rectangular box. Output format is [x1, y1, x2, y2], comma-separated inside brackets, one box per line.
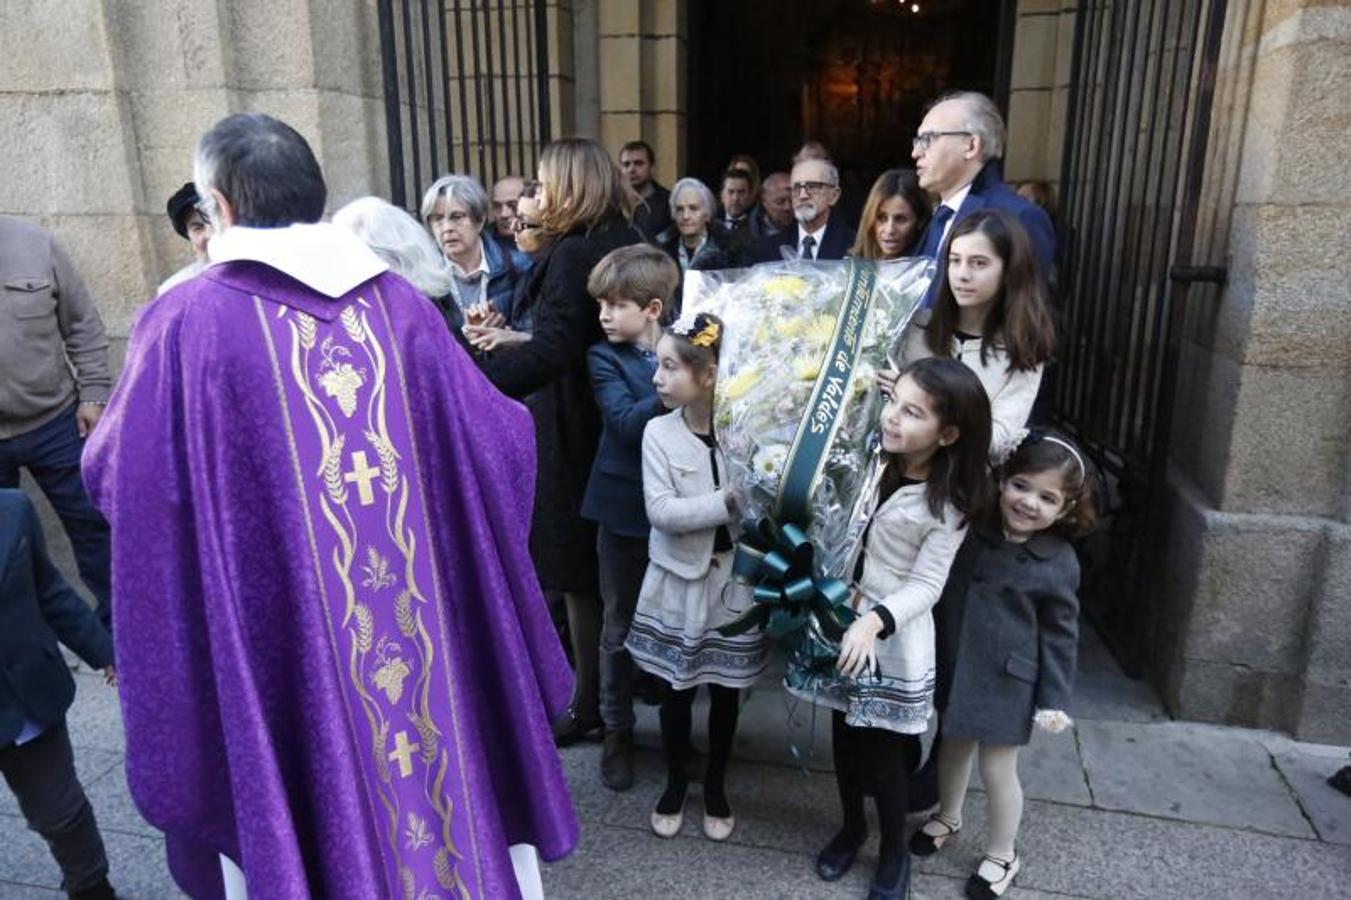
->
[918, 205, 955, 259]
[800, 234, 817, 260]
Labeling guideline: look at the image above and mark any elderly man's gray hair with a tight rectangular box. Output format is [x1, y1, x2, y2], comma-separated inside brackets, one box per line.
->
[420, 174, 489, 226]
[669, 177, 717, 219]
[194, 113, 327, 227]
[934, 91, 1006, 162]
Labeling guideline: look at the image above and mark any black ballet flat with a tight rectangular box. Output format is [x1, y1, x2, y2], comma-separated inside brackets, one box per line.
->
[815, 830, 866, 882]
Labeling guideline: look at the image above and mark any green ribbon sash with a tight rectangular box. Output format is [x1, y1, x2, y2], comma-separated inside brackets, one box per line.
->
[718, 259, 880, 647]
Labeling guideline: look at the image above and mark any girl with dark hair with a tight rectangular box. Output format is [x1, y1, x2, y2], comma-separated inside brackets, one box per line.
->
[851, 168, 931, 260]
[801, 357, 993, 900]
[912, 431, 1097, 898]
[625, 312, 768, 844]
[886, 208, 1055, 460]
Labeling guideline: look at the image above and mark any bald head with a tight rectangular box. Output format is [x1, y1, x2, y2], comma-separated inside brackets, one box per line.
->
[490, 175, 526, 237]
[760, 172, 793, 230]
[912, 92, 1005, 200]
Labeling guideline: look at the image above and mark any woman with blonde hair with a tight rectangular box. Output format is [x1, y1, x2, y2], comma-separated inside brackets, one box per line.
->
[477, 138, 643, 745]
[851, 168, 931, 261]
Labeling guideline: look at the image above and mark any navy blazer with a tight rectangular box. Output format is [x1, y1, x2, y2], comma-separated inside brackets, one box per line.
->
[580, 341, 665, 538]
[0, 490, 113, 746]
[918, 160, 1057, 281]
[749, 215, 856, 263]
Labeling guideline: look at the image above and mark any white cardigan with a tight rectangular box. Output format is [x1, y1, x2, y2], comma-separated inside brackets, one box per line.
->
[641, 410, 737, 580]
[843, 458, 967, 689]
[900, 311, 1043, 460]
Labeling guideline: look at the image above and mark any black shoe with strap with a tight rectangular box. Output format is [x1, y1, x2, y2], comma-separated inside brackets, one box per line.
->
[552, 707, 602, 747]
[815, 827, 866, 882]
[867, 850, 911, 900]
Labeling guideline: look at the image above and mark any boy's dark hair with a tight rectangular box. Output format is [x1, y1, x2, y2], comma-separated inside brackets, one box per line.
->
[1000, 430, 1099, 538]
[587, 244, 680, 309]
[882, 357, 993, 522]
[926, 208, 1056, 372]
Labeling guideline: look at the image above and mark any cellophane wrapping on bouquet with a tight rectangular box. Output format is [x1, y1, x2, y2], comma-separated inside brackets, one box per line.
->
[683, 257, 934, 584]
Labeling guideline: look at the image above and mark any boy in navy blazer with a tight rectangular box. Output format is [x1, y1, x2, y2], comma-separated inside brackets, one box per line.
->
[1, 489, 117, 899]
[580, 245, 681, 792]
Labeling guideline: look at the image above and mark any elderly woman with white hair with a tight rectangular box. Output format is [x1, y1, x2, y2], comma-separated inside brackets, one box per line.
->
[420, 173, 527, 328]
[332, 196, 478, 349]
[656, 177, 739, 317]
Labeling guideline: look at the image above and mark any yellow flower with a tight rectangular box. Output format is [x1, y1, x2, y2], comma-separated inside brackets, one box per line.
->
[761, 275, 810, 302]
[689, 320, 721, 348]
[721, 365, 762, 402]
[795, 358, 821, 381]
[803, 314, 837, 346]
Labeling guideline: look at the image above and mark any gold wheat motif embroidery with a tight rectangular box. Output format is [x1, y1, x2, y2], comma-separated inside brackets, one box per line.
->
[322, 435, 348, 505]
[341, 304, 366, 343]
[410, 713, 440, 764]
[404, 812, 433, 851]
[394, 590, 417, 637]
[296, 311, 317, 349]
[366, 429, 402, 494]
[400, 866, 416, 900]
[374, 721, 391, 783]
[361, 546, 397, 590]
[353, 603, 375, 653]
[433, 848, 456, 890]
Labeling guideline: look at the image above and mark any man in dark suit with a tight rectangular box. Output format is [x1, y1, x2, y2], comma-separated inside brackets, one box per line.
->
[911, 91, 1056, 286]
[0, 489, 117, 899]
[750, 157, 855, 263]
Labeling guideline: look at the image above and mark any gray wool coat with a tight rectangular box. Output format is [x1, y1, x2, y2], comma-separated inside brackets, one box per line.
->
[933, 524, 1080, 746]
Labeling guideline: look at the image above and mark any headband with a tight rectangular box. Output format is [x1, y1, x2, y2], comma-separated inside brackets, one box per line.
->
[1039, 435, 1085, 478]
[672, 312, 721, 349]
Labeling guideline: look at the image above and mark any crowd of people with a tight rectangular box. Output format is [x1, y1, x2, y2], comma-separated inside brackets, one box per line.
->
[0, 88, 1091, 900]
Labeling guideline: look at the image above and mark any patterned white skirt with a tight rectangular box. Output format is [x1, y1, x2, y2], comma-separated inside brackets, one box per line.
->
[625, 551, 770, 691]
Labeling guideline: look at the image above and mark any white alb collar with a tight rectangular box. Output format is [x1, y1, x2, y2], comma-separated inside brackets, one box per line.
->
[207, 222, 388, 298]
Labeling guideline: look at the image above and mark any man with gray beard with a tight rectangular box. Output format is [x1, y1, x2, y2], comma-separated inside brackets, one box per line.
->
[750, 157, 855, 263]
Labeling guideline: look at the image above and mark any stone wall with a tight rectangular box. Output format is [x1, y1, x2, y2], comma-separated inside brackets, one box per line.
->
[1004, 0, 1076, 190]
[1158, 0, 1351, 743]
[0, 0, 390, 338]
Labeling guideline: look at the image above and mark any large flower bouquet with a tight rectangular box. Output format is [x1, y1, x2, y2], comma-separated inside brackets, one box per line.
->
[683, 257, 932, 651]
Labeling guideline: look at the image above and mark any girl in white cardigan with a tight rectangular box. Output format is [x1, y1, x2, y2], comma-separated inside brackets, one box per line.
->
[625, 312, 767, 843]
[896, 208, 1056, 461]
[798, 357, 993, 900]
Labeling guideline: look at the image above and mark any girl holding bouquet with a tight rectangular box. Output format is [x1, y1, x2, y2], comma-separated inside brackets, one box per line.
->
[890, 208, 1056, 461]
[910, 432, 1096, 898]
[800, 357, 993, 900]
[625, 312, 769, 843]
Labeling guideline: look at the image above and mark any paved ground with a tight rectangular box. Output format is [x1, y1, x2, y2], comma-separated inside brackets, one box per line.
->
[6, 486, 1350, 898]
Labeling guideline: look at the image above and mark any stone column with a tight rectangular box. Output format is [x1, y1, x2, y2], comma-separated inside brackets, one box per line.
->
[1162, 0, 1351, 743]
[1004, 0, 1077, 190]
[0, 0, 389, 338]
[597, 0, 686, 187]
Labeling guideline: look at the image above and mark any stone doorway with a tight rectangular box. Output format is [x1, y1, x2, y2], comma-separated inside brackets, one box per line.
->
[685, 0, 1011, 188]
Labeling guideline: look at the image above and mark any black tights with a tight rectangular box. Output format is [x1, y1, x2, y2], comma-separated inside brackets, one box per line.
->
[657, 683, 741, 818]
[827, 711, 921, 884]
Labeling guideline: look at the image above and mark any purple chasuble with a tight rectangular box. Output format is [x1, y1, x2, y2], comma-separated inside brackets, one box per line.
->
[84, 255, 578, 899]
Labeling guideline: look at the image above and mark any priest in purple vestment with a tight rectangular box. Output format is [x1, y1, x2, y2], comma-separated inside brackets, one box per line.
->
[82, 113, 578, 900]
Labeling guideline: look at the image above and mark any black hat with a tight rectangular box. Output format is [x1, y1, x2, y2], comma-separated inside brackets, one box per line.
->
[166, 182, 200, 239]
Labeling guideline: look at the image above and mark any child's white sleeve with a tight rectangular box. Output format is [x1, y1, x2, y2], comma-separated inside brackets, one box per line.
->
[989, 363, 1043, 462]
[876, 521, 967, 629]
[642, 427, 730, 534]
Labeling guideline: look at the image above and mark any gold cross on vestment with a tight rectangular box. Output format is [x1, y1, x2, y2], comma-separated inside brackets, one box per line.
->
[388, 730, 420, 778]
[344, 450, 380, 506]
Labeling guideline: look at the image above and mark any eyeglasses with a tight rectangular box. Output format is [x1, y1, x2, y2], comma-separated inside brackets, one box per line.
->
[912, 130, 973, 153]
[790, 181, 836, 196]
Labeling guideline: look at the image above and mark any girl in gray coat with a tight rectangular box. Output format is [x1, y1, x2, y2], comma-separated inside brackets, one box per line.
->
[910, 432, 1098, 899]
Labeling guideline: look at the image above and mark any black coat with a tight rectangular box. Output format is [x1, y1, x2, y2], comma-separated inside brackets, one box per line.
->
[477, 217, 642, 592]
[749, 215, 856, 263]
[934, 525, 1080, 746]
[0, 489, 113, 745]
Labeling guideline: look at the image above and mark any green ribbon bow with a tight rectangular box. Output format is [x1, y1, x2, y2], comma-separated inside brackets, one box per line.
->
[717, 519, 856, 642]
